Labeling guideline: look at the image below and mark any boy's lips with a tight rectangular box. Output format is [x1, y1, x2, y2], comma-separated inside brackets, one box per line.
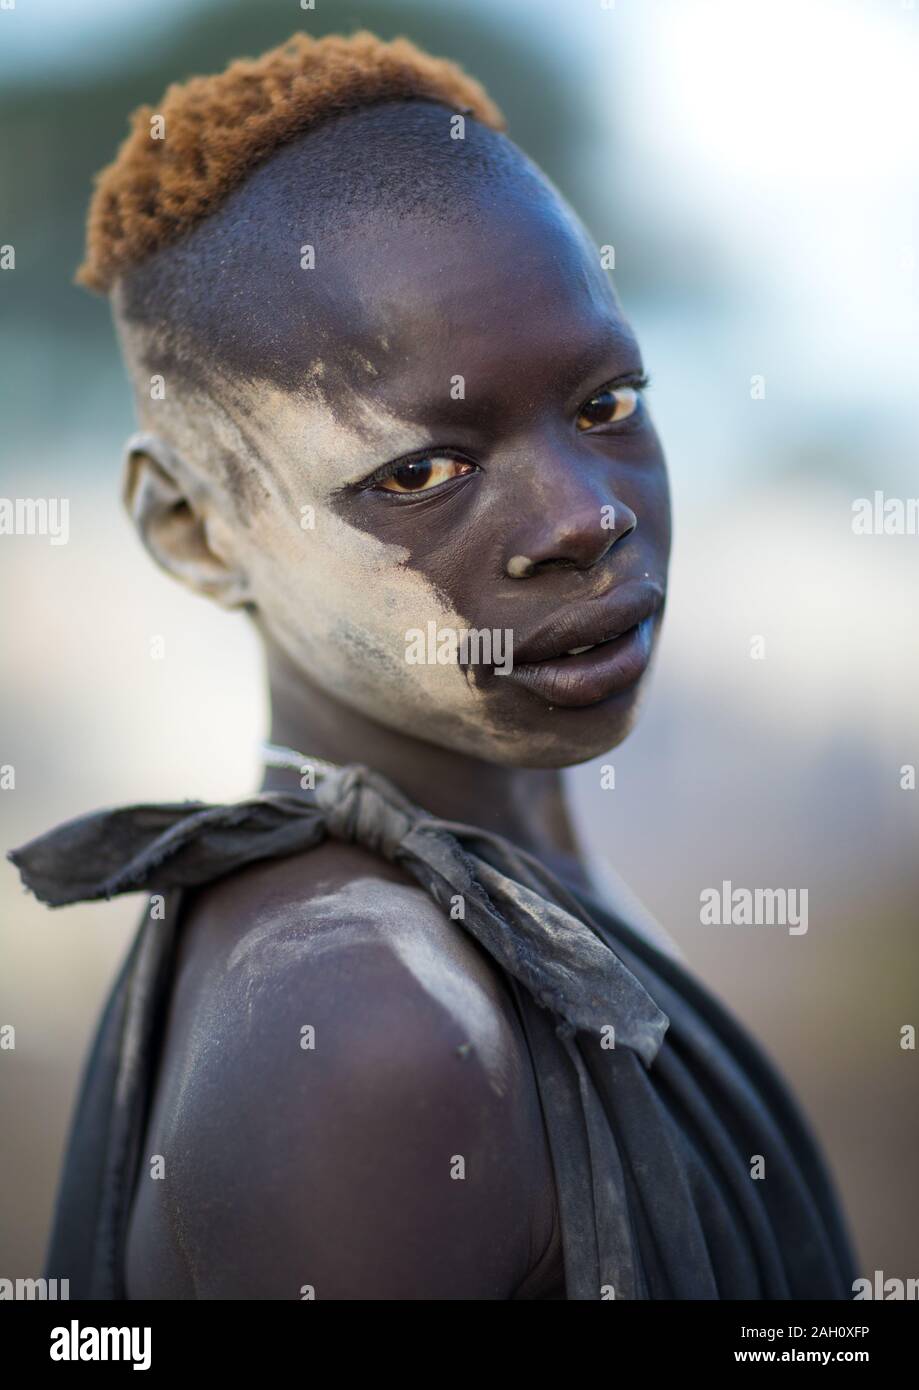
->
[501, 578, 664, 708]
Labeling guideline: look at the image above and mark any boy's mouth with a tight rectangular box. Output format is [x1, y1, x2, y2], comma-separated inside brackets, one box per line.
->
[500, 579, 664, 708]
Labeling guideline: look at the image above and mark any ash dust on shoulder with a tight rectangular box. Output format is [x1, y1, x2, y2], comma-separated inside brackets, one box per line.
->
[220, 875, 520, 1098]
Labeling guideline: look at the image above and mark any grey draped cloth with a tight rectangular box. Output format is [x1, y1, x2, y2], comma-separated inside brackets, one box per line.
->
[9, 760, 856, 1300]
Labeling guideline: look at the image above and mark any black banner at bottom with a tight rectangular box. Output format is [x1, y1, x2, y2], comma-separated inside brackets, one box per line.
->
[3, 1296, 915, 1375]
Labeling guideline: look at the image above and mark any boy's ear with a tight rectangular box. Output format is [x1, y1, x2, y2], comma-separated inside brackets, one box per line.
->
[121, 432, 253, 609]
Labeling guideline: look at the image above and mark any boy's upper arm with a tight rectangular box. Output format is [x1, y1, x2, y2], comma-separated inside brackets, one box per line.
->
[166, 878, 554, 1299]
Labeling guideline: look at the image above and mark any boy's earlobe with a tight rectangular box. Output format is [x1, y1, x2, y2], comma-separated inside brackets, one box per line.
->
[121, 432, 253, 610]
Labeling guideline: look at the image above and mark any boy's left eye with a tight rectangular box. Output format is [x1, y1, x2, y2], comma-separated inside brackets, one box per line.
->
[576, 383, 641, 432]
[376, 456, 475, 494]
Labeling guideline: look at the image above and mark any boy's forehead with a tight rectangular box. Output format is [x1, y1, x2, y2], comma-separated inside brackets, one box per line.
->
[219, 190, 634, 418]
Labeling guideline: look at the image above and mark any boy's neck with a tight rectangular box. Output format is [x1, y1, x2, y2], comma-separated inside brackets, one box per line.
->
[261, 634, 590, 889]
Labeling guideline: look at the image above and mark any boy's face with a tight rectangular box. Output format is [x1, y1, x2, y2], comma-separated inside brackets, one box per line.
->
[130, 173, 671, 769]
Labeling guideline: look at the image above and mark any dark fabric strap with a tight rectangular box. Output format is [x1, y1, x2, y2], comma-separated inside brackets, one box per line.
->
[9, 763, 668, 1064]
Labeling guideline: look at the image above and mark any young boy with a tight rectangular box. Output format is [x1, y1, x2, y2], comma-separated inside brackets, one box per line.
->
[11, 31, 855, 1300]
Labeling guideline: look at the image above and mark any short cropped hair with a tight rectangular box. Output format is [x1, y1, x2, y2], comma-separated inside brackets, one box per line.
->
[78, 30, 505, 294]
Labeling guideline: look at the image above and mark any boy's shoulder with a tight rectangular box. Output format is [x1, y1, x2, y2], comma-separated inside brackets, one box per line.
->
[176, 837, 519, 1051]
[128, 839, 560, 1297]
[162, 839, 537, 1142]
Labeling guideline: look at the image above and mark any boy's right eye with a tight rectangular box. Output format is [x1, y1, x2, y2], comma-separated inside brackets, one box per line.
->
[371, 455, 477, 495]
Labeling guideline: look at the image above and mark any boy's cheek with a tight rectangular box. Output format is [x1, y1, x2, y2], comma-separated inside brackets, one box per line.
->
[243, 505, 485, 710]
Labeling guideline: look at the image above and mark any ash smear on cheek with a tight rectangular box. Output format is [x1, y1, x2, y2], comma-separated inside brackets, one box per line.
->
[212, 375, 317, 516]
[332, 618, 408, 684]
[218, 450, 273, 521]
[266, 518, 506, 753]
[217, 370, 409, 525]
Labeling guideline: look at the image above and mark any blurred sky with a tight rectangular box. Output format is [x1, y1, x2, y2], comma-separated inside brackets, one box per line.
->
[1, 0, 917, 1282]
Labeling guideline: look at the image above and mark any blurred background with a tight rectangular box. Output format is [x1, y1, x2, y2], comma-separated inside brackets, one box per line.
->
[1, 0, 916, 1286]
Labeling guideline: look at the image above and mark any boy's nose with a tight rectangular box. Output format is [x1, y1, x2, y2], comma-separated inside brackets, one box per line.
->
[502, 472, 637, 579]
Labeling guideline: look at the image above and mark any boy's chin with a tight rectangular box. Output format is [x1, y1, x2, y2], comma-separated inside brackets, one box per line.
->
[419, 692, 647, 771]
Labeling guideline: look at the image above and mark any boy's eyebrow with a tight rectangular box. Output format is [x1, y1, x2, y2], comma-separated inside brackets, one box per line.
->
[553, 325, 645, 398]
[365, 320, 645, 428]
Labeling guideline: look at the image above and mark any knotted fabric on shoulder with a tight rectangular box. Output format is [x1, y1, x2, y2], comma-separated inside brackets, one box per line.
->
[9, 762, 668, 1064]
